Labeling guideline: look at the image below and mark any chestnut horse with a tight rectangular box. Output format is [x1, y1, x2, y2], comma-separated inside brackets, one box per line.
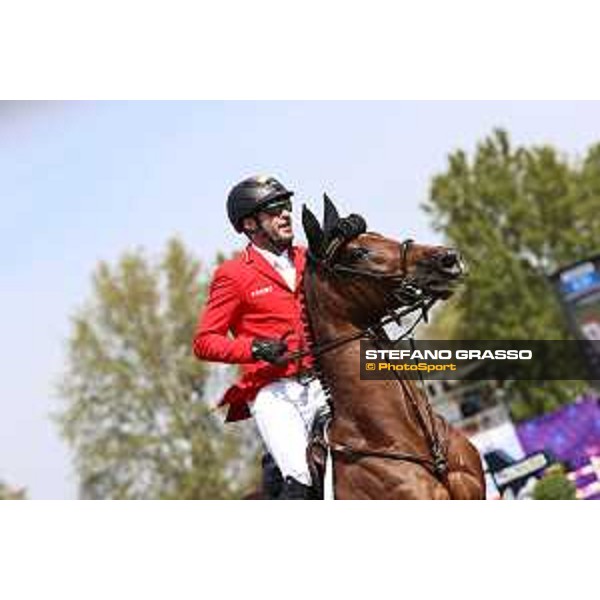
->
[296, 196, 485, 500]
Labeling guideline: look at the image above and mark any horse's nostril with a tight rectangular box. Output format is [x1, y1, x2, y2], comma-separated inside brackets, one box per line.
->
[441, 250, 459, 268]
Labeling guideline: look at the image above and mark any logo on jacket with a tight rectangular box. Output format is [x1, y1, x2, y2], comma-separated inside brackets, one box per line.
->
[250, 285, 274, 298]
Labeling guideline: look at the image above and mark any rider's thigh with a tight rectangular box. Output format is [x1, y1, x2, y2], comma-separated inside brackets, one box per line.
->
[250, 383, 312, 484]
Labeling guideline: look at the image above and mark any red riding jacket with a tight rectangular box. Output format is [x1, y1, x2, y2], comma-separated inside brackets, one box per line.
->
[193, 244, 313, 422]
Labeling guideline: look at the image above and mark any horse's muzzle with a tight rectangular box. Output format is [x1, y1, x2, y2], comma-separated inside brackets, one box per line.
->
[436, 249, 464, 280]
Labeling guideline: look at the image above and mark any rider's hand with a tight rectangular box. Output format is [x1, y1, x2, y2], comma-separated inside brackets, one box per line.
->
[251, 338, 289, 365]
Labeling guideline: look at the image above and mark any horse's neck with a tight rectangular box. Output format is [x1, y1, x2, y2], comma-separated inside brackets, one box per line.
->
[305, 282, 428, 449]
[317, 336, 425, 437]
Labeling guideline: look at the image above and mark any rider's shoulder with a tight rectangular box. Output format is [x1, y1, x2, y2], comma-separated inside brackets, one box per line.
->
[212, 248, 250, 277]
[214, 256, 241, 276]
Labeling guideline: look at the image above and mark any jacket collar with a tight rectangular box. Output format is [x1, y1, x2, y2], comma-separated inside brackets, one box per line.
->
[244, 244, 306, 292]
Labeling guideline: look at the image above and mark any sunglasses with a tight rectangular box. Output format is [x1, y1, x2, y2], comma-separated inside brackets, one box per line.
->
[260, 199, 293, 216]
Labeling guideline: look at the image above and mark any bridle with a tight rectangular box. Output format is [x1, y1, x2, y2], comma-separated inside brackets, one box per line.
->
[291, 230, 450, 481]
[285, 238, 434, 364]
[322, 238, 429, 310]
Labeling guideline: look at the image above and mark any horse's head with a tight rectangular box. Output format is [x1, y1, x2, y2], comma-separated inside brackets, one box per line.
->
[302, 195, 463, 326]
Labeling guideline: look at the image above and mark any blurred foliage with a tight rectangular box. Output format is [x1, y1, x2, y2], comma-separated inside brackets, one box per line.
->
[423, 129, 599, 419]
[532, 464, 577, 500]
[0, 480, 27, 499]
[56, 238, 260, 499]
[418, 293, 462, 340]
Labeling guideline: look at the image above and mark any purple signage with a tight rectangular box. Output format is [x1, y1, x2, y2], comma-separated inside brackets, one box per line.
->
[516, 395, 600, 470]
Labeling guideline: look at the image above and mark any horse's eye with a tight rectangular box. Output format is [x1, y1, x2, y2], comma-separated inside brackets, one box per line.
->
[347, 247, 371, 262]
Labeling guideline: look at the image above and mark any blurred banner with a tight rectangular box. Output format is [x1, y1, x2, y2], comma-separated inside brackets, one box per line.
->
[551, 255, 600, 385]
[517, 396, 600, 469]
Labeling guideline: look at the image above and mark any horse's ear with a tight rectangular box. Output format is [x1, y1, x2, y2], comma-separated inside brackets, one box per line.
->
[322, 193, 340, 239]
[302, 204, 325, 257]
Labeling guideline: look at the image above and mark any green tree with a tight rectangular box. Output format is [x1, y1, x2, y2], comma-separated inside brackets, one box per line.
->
[532, 465, 577, 500]
[56, 238, 259, 499]
[424, 129, 599, 419]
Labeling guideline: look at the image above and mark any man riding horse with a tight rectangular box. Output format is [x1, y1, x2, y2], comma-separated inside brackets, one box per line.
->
[193, 175, 485, 500]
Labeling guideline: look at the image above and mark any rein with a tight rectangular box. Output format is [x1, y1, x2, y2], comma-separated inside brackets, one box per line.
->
[282, 296, 435, 364]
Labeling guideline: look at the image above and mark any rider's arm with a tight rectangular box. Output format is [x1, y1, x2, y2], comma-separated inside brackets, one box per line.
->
[193, 265, 254, 364]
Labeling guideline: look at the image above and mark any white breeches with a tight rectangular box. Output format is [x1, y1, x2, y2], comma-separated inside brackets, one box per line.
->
[250, 377, 329, 485]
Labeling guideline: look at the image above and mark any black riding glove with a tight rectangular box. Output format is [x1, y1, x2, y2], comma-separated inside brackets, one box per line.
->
[251, 338, 289, 365]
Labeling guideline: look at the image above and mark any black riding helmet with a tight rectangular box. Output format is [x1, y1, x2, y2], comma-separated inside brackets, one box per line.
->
[227, 175, 294, 232]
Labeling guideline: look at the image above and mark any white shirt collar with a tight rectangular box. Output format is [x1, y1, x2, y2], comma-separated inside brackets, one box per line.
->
[252, 244, 293, 269]
[252, 244, 296, 290]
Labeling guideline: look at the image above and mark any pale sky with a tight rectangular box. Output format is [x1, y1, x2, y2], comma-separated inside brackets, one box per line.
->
[2, 101, 600, 498]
